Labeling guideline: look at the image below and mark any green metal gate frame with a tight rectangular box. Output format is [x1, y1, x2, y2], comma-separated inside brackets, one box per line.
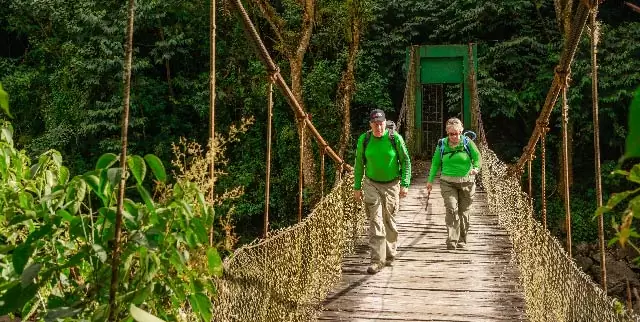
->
[407, 44, 477, 156]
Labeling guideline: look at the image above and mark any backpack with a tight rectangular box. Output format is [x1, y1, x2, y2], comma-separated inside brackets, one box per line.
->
[362, 121, 399, 165]
[437, 130, 476, 160]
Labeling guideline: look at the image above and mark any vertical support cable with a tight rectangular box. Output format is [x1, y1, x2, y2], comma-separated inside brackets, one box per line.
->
[208, 0, 217, 247]
[320, 147, 325, 199]
[264, 79, 274, 237]
[109, 0, 135, 319]
[561, 85, 572, 257]
[541, 129, 548, 230]
[528, 159, 533, 209]
[298, 118, 305, 223]
[590, 2, 606, 291]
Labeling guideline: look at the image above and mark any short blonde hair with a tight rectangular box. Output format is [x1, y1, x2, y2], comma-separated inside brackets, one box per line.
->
[446, 117, 464, 133]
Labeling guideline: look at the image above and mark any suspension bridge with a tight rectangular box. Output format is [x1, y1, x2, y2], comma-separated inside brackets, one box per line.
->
[210, 0, 639, 321]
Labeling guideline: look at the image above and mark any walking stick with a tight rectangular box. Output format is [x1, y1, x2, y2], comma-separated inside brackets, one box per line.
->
[424, 189, 431, 212]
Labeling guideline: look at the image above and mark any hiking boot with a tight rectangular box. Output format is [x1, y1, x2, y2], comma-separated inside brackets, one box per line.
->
[456, 242, 467, 249]
[385, 256, 395, 267]
[367, 262, 383, 274]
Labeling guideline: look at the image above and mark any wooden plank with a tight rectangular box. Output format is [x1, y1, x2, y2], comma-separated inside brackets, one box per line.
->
[319, 175, 526, 321]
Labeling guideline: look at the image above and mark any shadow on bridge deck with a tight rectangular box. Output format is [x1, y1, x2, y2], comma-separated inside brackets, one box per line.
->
[319, 175, 527, 321]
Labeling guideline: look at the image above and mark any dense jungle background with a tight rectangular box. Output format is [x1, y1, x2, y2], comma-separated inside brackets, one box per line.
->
[1, 0, 639, 320]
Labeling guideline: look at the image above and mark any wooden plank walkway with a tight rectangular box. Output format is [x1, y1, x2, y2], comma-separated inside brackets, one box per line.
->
[319, 176, 527, 321]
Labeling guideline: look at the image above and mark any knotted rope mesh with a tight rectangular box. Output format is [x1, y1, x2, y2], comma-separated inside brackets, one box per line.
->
[479, 144, 639, 322]
[212, 173, 365, 321]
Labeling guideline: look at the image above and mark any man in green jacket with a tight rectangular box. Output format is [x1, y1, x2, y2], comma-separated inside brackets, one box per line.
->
[354, 109, 412, 274]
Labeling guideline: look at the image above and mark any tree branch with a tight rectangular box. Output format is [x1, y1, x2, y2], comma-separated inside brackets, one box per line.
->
[251, 0, 287, 53]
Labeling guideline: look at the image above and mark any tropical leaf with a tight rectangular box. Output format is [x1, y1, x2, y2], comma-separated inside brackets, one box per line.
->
[144, 154, 167, 183]
[127, 155, 147, 185]
[207, 247, 223, 277]
[188, 293, 212, 322]
[96, 153, 118, 170]
[130, 304, 166, 322]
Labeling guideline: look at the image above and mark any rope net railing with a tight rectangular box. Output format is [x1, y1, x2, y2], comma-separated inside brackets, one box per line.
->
[479, 144, 638, 321]
[212, 173, 366, 321]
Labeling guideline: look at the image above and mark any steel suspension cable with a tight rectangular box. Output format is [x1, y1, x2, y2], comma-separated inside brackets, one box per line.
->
[589, 0, 607, 292]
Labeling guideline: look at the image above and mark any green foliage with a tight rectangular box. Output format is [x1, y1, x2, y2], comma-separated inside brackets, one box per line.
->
[0, 82, 11, 118]
[594, 87, 640, 262]
[595, 163, 640, 255]
[0, 120, 221, 320]
[625, 87, 640, 160]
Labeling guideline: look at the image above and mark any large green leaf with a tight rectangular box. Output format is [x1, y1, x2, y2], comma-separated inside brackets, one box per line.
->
[207, 247, 223, 277]
[20, 263, 42, 287]
[92, 244, 108, 263]
[130, 304, 166, 322]
[629, 164, 640, 184]
[137, 183, 155, 214]
[0, 281, 38, 315]
[144, 154, 167, 183]
[96, 153, 118, 170]
[188, 293, 212, 322]
[132, 284, 154, 305]
[58, 166, 70, 186]
[44, 307, 83, 322]
[0, 82, 12, 118]
[65, 177, 87, 215]
[13, 224, 52, 274]
[127, 155, 147, 185]
[625, 87, 640, 160]
[1, 127, 13, 146]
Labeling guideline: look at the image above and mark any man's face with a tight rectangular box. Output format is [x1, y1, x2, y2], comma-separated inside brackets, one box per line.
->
[370, 121, 385, 137]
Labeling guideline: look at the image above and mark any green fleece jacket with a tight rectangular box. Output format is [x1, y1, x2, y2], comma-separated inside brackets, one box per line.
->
[428, 137, 481, 183]
[353, 129, 411, 190]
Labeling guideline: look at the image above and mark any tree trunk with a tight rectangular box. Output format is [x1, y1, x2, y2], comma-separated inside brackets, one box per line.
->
[290, 59, 317, 190]
[337, 1, 363, 161]
[290, 0, 318, 192]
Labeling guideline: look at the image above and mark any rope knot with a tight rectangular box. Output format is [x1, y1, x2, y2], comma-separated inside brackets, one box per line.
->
[554, 66, 571, 87]
[268, 66, 280, 83]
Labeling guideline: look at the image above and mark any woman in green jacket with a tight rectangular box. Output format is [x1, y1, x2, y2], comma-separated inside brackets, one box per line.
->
[426, 117, 481, 250]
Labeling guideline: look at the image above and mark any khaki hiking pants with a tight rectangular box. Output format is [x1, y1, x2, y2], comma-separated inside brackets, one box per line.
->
[440, 180, 476, 246]
[363, 177, 399, 265]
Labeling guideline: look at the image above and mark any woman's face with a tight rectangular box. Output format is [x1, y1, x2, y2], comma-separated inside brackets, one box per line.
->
[447, 128, 462, 145]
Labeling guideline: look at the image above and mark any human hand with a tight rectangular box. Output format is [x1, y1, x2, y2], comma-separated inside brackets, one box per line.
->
[354, 190, 363, 202]
[469, 168, 479, 176]
[426, 183, 433, 192]
[400, 187, 408, 199]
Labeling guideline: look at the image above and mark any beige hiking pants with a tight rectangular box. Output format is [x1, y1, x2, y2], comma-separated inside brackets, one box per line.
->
[363, 177, 399, 265]
[440, 179, 476, 246]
